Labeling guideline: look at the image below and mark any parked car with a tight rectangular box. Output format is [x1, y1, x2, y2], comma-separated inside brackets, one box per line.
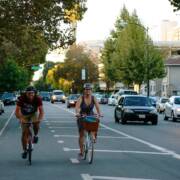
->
[67, 94, 80, 108]
[50, 90, 66, 103]
[114, 95, 158, 125]
[39, 91, 51, 101]
[108, 94, 118, 106]
[1, 92, 17, 105]
[0, 100, 4, 115]
[99, 94, 109, 104]
[156, 97, 169, 113]
[164, 96, 180, 121]
[116, 89, 138, 102]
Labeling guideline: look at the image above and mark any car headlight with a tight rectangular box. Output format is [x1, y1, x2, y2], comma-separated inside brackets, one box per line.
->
[176, 108, 180, 112]
[150, 109, 157, 114]
[124, 109, 133, 113]
[52, 95, 56, 100]
[69, 100, 75, 104]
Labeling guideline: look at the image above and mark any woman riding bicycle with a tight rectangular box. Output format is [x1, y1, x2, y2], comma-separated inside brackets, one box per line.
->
[75, 83, 102, 159]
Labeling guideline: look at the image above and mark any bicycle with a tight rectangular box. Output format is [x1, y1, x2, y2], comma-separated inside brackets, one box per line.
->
[24, 121, 34, 165]
[78, 115, 100, 164]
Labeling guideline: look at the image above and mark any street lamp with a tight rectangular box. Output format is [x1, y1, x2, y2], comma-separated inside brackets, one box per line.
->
[120, 20, 150, 96]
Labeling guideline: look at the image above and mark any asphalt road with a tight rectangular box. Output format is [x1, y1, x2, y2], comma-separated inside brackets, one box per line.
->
[0, 102, 180, 180]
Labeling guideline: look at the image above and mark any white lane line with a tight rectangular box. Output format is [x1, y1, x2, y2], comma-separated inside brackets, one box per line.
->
[70, 158, 79, 164]
[44, 121, 75, 123]
[52, 134, 129, 139]
[57, 140, 64, 144]
[100, 124, 180, 160]
[51, 130, 55, 133]
[63, 147, 169, 155]
[54, 105, 180, 160]
[81, 174, 157, 180]
[49, 126, 77, 129]
[0, 110, 15, 137]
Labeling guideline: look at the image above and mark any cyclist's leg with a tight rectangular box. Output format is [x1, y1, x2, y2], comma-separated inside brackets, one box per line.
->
[77, 118, 84, 155]
[31, 113, 40, 143]
[21, 123, 29, 151]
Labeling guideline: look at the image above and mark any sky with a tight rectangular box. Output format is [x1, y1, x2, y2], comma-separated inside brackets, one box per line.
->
[76, 0, 180, 42]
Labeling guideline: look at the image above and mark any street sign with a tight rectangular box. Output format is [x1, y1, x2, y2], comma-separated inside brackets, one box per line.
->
[31, 65, 42, 71]
[81, 69, 86, 80]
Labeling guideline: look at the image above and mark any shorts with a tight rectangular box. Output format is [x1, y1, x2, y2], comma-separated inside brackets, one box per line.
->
[21, 113, 39, 131]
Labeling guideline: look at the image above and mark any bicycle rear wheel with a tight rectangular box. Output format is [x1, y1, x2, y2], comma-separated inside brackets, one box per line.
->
[87, 133, 94, 164]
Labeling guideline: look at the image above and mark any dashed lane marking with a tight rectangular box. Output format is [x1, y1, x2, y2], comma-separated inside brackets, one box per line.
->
[51, 130, 55, 133]
[70, 158, 79, 164]
[57, 140, 64, 144]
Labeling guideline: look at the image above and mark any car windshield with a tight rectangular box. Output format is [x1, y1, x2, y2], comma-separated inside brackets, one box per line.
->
[174, 98, 180, 104]
[124, 96, 151, 106]
[40, 92, 49, 96]
[54, 92, 63, 95]
[161, 98, 168, 103]
[69, 94, 79, 100]
[2, 93, 15, 98]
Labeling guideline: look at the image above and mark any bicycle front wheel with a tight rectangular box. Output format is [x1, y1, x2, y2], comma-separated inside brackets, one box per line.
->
[87, 133, 94, 164]
[28, 142, 32, 165]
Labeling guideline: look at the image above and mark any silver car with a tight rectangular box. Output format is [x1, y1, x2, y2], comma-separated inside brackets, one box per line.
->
[156, 97, 169, 113]
[164, 96, 180, 121]
[0, 100, 5, 115]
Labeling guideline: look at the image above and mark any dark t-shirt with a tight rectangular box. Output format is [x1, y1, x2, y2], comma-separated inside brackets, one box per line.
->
[17, 94, 42, 115]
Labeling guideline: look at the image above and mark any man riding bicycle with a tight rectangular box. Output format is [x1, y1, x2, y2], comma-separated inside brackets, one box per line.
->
[75, 83, 102, 159]
[15, 86, 44, 159]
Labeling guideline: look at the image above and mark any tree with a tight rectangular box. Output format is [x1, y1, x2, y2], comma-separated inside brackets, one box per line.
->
[46, 44, 99, 92]
[169, 0, 180, 11]
[0, 0, 87, 49]
[0, 58, 29, 92]
[101, 6, 166, 89]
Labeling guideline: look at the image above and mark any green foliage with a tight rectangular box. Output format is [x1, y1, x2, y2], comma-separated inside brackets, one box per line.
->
[0, 0, 87, 49]
[169, 0, 180, 11]
[0, 58, 29, 92]
[101, 6, 165, 87]
[47, 44, 99, 92]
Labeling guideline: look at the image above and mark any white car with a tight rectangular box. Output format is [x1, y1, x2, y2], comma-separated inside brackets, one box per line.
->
[0, 100, 5, 115]
[108, 94, 117, 106]
[156, 97, 169, 113]
[164, 96, 180, 121]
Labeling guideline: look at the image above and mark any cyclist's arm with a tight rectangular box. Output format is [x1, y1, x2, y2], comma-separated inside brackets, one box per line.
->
[15, 105, 26, 123]
[94, 97, 101, 116]
[37, 105, 44, 122]
[75, 96, 82, 116]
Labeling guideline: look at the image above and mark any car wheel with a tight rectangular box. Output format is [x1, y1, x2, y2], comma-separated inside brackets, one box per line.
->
[121, 116, 126, 124]
[172, 112, 177, 122]
[114, 110, 119, 123]
[152, 119, 158, 125]
[51, 101, 54, 104]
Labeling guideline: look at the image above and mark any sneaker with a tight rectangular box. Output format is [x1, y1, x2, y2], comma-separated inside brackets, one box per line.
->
[33, 136, 38, 144]
[22, 151, 27, 159]
[78, 153, 84, 160]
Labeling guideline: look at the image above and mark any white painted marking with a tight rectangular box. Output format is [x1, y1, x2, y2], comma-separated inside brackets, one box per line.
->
[81, 174, 157, 180]
[57, 140, 64, 144]
[44, 120, 75, 123]
[63, 147, 169, 155]
[46, 123, 50, 126]
[52, 134, 129, 139]
[54, 105, 180, 160]
[100, 124, 180, 160]
[0, 110, 15, 137]
[51, 130, 55, 133]
[49, 127, 77, 129]
[70, 158, 79, 164]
